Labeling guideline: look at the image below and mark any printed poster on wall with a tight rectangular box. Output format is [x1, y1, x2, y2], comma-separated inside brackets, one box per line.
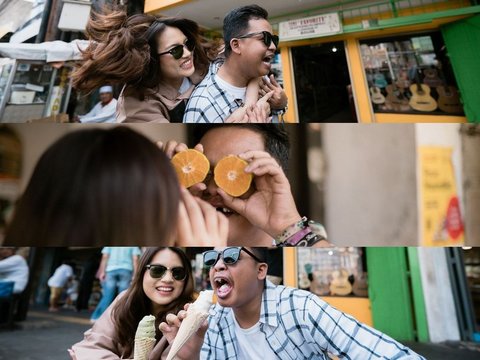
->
[419, 146, 464, 246]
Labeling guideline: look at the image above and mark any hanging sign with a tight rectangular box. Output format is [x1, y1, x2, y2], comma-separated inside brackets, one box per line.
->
[419, 146, 464, 246]
[279, 13, 342, 42]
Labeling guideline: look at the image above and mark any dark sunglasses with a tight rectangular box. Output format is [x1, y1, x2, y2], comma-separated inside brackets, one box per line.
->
[158, 39, 195, 60]
[203, 247, 264, 267]
[145, 264, 187, 281]
[236, 31, 279, 48]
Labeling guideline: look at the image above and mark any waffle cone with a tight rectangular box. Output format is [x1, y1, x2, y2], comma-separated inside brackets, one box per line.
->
[134, 337, 156, 360]
[165, 308, 209, 360]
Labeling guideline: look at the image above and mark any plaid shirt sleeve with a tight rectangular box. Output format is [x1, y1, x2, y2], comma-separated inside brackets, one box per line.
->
[293, 289, 425, 359]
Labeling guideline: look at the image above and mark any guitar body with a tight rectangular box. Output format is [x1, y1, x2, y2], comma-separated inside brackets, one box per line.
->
[409, 83, 437, 112]
[298, 273, 311, 290]
[437, 85, 463, 114]
[352, 273, 368, 297]
[329, 269, 352, 296]
[385, 85, 410, 112]
[370, 86, 385, 105]
[310, 271, 330, 296]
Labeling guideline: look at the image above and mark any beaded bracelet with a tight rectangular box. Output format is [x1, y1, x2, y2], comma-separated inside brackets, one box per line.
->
[275, 217, 328, 247]
[284, 226, 312, 246]
[274, 216, 308, 246]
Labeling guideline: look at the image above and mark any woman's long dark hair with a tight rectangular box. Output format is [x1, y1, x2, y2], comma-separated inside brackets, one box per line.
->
[111, 247, 194, 358]
[72, 8, 215, 96]
[4, 127, 179, 247]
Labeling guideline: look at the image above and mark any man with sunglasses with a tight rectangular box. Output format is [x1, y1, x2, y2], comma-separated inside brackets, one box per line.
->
[162, 124, 327, 248]
[183, 5, 288, 123]
[160, 246, 425, 360]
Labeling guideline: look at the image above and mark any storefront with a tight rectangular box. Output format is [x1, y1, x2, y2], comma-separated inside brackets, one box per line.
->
[0, 41, 87, 123]
[144, 0, 480, 123]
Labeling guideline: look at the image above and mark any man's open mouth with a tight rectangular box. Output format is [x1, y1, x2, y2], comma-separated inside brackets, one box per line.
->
[262, 54, 274, 64]
[214, 276, 233, 298]
[216, 207, 235, 216]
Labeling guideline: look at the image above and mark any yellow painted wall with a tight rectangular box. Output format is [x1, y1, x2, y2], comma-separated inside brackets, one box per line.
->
[144, 0, 191, 14]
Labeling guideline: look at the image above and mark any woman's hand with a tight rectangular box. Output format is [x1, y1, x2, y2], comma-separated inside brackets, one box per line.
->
[176, 188, 228, 246]
[157, 140, 207, 196]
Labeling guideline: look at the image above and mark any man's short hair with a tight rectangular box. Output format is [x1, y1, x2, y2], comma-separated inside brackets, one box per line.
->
[223, 4, 269, 58]
[191, 124, 290, 171]
[249, 247, 268, 263]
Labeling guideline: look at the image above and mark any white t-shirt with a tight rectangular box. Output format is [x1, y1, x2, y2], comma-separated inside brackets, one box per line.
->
[179, 77, 192, 95]
[214, 75, 246, 103]
[48, 264, 73, 288]
[0, 254, 29, 293]
[231, 312, 278, 359]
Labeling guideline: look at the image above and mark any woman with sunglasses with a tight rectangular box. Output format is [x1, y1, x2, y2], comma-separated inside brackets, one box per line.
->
[69, 247, 195, 359]
[72, 8, 267, 123]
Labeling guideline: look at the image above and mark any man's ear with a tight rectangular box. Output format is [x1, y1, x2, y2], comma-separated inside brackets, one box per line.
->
[257, 263, 268, 281]
[230, 38, 242, 55]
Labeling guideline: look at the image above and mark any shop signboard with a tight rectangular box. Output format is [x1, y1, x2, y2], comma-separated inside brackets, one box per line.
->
[279, 13, 342, 42]
[419, 146, 465, 246]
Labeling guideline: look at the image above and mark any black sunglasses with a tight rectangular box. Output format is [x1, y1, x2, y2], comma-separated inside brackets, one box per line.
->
[145, 264, 187, 281]
[236, 31, 279, 48]
[158, 39, 195, 60]
[203, 247, 264, 267]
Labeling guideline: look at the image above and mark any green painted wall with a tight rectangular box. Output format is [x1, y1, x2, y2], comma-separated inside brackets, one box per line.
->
[367, 247, 421, 341]
[442, 14, 480, 123]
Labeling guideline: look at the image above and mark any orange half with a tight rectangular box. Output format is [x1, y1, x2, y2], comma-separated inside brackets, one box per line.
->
[171, 149, 210, 188]
[214, 155, 253, 197]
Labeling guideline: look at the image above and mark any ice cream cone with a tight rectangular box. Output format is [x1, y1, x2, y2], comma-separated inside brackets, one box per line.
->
[165, 290, 213, 360]
[134, 337, 156, 360]
[134, 315, 156, 360]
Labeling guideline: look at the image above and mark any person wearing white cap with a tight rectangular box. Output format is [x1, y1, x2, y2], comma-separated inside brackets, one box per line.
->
[76, 86, 117, 123]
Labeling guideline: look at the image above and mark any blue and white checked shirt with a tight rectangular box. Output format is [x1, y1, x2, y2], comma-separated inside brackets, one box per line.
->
[183, 60, 240, 123]
[201, 280, 425, 360]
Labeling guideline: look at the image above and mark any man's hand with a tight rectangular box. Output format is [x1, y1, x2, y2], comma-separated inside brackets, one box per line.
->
[159, 304, 206, 360]
[259, 75, 288, 110]
[176, 188, 228, 247]
[217, 150, 301, 238]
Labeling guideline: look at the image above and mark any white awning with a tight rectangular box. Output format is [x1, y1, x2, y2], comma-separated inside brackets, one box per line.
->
[0, 40, 89, 62]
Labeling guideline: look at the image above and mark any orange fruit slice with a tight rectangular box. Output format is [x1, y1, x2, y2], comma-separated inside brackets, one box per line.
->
[171, 149, 210, 188]
[214, 155, 253, 197]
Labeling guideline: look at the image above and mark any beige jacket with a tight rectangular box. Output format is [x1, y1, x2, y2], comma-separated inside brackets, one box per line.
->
[69, 294, 171, 360]
[116, 72, 205, 123]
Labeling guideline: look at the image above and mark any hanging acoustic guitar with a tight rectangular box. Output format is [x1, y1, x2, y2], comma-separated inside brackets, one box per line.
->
[409, 69, 437, 112]
[437, 85, 463, 114]
[329, 269, 353, 296]
[369, 86, 386, 105]
[385, 84, 410, 111]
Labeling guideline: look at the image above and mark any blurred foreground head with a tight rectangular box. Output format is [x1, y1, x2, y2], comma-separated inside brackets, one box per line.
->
[4, 127, 179, 246]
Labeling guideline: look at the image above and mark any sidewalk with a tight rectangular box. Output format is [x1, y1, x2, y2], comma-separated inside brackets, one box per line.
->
[0, 306, 91, 360]
[1, 306, 480, 359]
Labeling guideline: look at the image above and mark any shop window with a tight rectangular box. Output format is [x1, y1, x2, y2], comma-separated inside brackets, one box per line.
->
[360, 32, 464, 116]
[297, 247, 368, 297]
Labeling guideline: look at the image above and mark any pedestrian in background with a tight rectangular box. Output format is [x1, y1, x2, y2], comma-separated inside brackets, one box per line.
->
[0, 247, 29, 295]
[90, 247, 141, 322]
[47, 260, 74, 312]
[74, 85, 117, 123]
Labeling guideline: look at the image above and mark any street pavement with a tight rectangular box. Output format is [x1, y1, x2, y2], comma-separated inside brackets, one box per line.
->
[1, 306, 480, 359]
